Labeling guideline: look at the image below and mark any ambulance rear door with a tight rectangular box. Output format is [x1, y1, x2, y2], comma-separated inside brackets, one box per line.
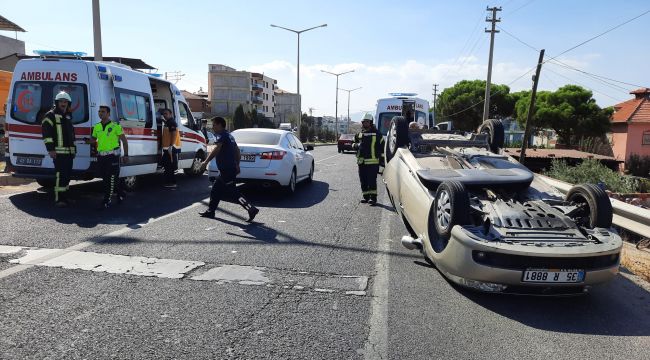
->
[7, 59, 92, 174]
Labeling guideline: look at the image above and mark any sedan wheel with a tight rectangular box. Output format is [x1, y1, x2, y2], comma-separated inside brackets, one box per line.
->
[431, 180, 470, 248]
[184, 154, 204, 177]
[285, 170, 297, 194]
[306, 162, 314, 183]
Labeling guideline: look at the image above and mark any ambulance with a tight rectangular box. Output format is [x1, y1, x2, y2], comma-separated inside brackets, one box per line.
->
[4, 52, 207, 190]
[374, 93, 431, 136]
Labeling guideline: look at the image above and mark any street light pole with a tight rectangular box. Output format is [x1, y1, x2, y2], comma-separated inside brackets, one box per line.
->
[339, 87, 362, 133]
[270, 23, 327, 140]
[321, 69, 354, 139]
[92, 0, 103, 61]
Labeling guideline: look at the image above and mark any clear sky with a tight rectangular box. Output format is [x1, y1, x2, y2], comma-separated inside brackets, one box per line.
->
[2, 0, 649, 121]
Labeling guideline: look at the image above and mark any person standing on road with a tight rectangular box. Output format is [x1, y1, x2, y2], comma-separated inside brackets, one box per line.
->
[198, 116, 259, 222]
[85, 105, 129, 209]
[160, 108, 181, 187]
[41, 91, 76, 208]
[353, 113, 384, 205]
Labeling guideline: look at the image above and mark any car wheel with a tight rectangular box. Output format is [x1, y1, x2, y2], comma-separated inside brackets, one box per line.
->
[184, 153, 205, 177]
[121, 176, 138, 192]
[36, 178, 55, 189]
[431, 180, 470, 248]
[478, 119, 505, 154]
[566, 183, 612, 228]
[385, 116, 409, 163]
[285, 169, 297, 194]
[306, 162, 314, 183]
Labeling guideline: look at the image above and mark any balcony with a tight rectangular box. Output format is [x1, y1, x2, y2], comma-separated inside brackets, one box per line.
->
[252, 82, 264, 91]
[252, 95, 263, 104]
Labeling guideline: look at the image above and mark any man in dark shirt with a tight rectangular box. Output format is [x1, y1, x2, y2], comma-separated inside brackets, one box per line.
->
[198, 116, 259, 222]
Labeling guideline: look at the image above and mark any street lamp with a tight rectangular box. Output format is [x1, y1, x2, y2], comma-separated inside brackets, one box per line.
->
[339, 87, 362, 134]
[270, 23, 327, 140]
[321, 69, 354, 138]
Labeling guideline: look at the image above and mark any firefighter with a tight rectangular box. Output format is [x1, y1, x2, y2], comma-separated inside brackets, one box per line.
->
[353, 113, 384, 205]
[85, 105, 129, 208]
[41, 91, 76, 207]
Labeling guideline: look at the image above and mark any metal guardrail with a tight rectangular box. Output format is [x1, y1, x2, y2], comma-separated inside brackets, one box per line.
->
[538, 174, 650, 239]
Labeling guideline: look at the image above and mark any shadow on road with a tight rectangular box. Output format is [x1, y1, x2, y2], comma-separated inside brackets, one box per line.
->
[231, 180, 329, 209]
[7, 174, 210, 228]
[459, 270, 650, 336]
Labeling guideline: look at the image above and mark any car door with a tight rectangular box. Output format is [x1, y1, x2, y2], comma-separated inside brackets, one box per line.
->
[399, 152, 430, 236]
[286, 134, 305, 177]
[291, 134, 310, 177]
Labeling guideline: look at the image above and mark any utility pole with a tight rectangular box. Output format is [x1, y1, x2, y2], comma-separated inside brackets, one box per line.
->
[92, 0, 103, 61]
[519, 49, 545, 164]
[340, 87, 361, 134]
[483, 6, 501, 121]
[165, 71, 185, 84]
[431, 83, 439, 127]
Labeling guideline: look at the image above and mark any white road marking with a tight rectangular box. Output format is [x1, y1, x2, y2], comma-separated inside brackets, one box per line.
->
[0, 199, 207, 280]
[364, 191, 392, 360]
[315, 154, 341, 164]
[1, 244, 370, 295]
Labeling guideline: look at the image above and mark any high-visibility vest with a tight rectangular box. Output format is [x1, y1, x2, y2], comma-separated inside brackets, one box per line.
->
[92, 121, 123, 152]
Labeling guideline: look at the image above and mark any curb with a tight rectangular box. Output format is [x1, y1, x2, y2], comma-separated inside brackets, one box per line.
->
[0, 174, 34, 187]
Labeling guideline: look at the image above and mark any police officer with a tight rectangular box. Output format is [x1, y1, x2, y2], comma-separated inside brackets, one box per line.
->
[353, 113, 384, 205]
[41, 91, 76, 207]
[85, 105, 129, 208]
[198, 116, 259, 222]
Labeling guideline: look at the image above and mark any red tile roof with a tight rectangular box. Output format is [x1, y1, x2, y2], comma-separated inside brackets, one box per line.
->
[611, 88, 650, 124]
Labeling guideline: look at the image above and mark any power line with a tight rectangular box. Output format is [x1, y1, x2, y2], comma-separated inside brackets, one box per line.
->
[503, 0, 537, 16]
[545, 9, 650, 64]
[543, 66, 626, 103]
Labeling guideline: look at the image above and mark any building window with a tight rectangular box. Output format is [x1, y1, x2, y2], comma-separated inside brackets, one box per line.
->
[643, 131, 650, 145]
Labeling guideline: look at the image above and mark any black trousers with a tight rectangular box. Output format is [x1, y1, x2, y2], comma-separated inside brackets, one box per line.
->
[208, 170, 255, 213]
[98, 154, 123, 202]
[358, 164, 379, 200]
[162, 148, 179, 184]
[53, 154, 74, 203]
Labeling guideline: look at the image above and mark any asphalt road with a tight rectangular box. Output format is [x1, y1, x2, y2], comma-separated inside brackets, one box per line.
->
[1, 145, 649, 360]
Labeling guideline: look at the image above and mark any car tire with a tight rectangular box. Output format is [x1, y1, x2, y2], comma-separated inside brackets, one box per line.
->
[385, 116, 409, 163]
[431, 180, 470, 244]
[184, 153, 205, 177]
[36, 178, 56, 189]
[478, 119, 505, 154]
[566, 183, 612, 228]
[306, 162, 314, 183]
[285, 169, 297, 194]
[121, 176, 138, 192]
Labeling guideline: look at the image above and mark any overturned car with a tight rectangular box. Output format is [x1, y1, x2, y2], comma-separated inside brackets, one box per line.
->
[383, 116, 622, 295]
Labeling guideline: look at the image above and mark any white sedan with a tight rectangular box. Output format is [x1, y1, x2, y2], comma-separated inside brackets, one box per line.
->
[208, 128, 315, 193]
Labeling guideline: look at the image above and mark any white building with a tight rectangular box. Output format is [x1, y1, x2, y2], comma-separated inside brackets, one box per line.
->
[274, 89, 300, 126]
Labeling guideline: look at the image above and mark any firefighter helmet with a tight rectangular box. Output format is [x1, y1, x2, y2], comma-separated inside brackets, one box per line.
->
[361, 113, 374, 122]
[54, 91, 72, 103]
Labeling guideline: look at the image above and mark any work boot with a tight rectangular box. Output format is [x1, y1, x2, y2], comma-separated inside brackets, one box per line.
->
[199, 210, 215, 218]
[247, 207, 259, 222]
[368, 197, 377, 206]
[99, 200, 112, 210]
[360, 198, 368, 203]
[117, 192, 126, 204]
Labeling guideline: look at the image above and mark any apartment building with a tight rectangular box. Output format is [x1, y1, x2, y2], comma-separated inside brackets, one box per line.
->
[208, 64, 276, 119]
[274, 89, 300, 126]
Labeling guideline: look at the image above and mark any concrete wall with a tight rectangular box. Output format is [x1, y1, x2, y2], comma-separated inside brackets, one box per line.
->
[0, 35, 25, 59]
[610, 123, 629, 161]
[625, 123, 650, 160]
[274, 92, 300, 125]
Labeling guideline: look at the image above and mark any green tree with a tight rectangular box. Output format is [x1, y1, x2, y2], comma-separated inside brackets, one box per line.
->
[233, 104, 252, 129]
[514, 85, 612, 145]
[436, 80, 513, 131]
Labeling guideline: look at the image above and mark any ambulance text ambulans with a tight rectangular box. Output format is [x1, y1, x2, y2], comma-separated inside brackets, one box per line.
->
[5, 55, 207, 189]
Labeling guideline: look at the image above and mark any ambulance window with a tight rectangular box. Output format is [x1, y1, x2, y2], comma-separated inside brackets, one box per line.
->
[115, 88, 152, 128]
[378, 112, 400, 136]
[10, 83, 43, 124]
[178, 101, 196, 129]
[52, 84, 88, 124]
[11, 82, 89, 125]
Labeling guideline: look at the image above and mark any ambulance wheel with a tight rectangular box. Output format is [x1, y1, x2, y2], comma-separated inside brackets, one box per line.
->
[121, 176, 138, 192]
[36, 178, 55, 189]
[184, 154, 205, 177]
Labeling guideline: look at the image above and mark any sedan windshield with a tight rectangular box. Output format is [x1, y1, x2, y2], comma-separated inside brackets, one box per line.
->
[233, 131, 282, 145]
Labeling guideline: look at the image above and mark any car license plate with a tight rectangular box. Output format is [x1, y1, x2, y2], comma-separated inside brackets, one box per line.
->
[522, 269, 584, 283]
[16, 156, 43, 166]
[240, 154, 256, 162]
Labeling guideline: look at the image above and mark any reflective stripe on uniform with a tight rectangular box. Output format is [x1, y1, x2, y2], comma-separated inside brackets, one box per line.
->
[363, 159, 379, 165]
[370, 134, 377, 161]
[43, 138, 54, 144]
[363, 190, 378, 195]
[55, 147, 76, 154]
[55, 171, 60, 202]
[55, 115, 63, 147]
[42, 118, 53, 127]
